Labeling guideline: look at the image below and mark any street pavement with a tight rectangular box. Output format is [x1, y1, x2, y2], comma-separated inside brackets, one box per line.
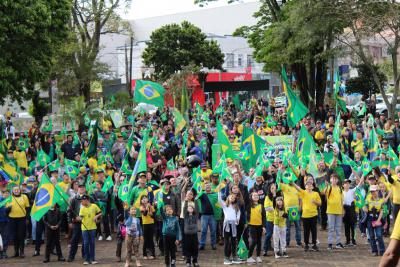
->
[3, 228, 384, 267]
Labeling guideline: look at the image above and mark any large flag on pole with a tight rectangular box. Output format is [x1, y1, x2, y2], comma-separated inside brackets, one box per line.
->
[281, 67, 309, 127]
[240, 127, 265, 172]
[134, 80, 166, 109]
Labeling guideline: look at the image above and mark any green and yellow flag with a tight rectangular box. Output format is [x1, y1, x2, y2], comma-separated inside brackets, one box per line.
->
[216, 120, 234, 159]
[134, 80, 165, 108]
[110, 110, 124, 128]
[241, 127, 265, 172]
[281, 68, 309, 127]
[237, 235, 249, 260]
[31, 174, 60, 221]
[86, 121, 99, 158]
[37, 149, 50, 168]
[118, 179, 129, 202]
[173, 108, 186, 136]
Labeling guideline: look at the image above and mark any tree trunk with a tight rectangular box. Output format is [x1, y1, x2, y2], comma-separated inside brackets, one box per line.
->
[315, 60, 327, 109]
[308, 57, 316, 110]
[81, 80, 91, 103]
[292, 63, 310, 108]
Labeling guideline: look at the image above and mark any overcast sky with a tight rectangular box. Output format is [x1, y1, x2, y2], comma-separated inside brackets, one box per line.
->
[119, 0, 257, 19]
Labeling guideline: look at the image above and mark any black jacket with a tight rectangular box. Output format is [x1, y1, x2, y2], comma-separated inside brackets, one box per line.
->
[43, 208, 62, 228]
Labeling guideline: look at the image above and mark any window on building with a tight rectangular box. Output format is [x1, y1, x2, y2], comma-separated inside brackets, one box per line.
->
[226, 53, 234, 68]
[247, 55, 254, 67]
[238, 54, 243, 67]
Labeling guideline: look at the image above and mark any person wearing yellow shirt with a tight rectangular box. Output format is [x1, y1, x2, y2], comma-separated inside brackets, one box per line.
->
[324, 174, 344, 249]
[246, 192, 266, 264]
[200, 163, 212, 183]
[13, 148, 28, 171]
[263, 183, 277, 256]
[7, 186, 30, 257]
[380, 214, 400, 267]
[57, 173, 71, 193]
[280, 183, 302, 246]
[351, 131, 366, 156]
[364, 185, 385, 256]
[78, 194, 102, 264]
[388, 166, 400, 221]
[292, 180, 321, 251]
[273, 196, 288, 258]
[140, 195, 155, 259]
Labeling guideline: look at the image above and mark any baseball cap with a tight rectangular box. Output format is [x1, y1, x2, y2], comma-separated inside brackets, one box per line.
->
[81, 194, 90, 200]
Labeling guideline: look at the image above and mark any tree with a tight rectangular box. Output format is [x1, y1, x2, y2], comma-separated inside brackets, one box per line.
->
[0, 0, 71, 105]
[346, 64, 386, 98]
[66, 0, 132, 103]
[330, 0, 400, 118]
[142, 21, 224, 81]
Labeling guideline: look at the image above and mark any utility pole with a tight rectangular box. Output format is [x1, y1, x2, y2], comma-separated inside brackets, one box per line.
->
[129, 36, 133, 98]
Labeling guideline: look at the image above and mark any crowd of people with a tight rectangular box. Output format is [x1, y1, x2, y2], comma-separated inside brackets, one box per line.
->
[0, 95, 400, 267]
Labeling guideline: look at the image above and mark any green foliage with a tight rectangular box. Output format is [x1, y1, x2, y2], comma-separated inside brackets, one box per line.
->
[142, 21, 224, 81]
[346, 64, 386, 98]
[0, 0, 71, 105]
[57, 0, 132, 103]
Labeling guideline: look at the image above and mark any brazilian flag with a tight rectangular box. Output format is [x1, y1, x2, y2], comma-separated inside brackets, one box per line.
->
[31, 174, 60, 221]
[118, 179, 129, 202]
[192, 169, 204, 199]
[65, 164, 79, 179]
[355, 188, 365, 208]
[281, 169, 297, 184]
[134, 80, 166, 109]
[361, 158, 372, 176]
[237, 236, 249, 260]
[288, 207, 300, 221]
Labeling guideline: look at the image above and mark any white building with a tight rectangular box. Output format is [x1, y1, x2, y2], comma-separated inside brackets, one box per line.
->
[99, 1, 281, 92]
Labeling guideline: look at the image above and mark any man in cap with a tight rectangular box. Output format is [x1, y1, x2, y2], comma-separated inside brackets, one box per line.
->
[111, 133, 125, 168]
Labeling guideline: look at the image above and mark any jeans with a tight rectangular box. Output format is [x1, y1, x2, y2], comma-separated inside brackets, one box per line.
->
[0, 221, 9, 251]
[34, 220, 45, 253]
[82, 229, 96, 262]
[273, 225, 287, 253]
[327, 214, 342, 245]
[286, 218, 301, 245]
[31, 218, 37, 241]
[68, 223, 83, 261]
[200, 215, 216, 247]
[367, 220, 385, 254]
[263, 221, 274, 252]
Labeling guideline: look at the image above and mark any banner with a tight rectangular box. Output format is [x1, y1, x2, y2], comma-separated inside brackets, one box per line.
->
[261, 135, 294, 160]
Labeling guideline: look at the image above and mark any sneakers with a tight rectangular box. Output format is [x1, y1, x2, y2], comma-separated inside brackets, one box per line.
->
[327, 244, 333, 250]
[171, 259, 176, 267]
[262, 251, 268, 257]
[352, 240, 357, 246]
[304, 245, 309, 252]
[106, 236, 112, 241]
[296, 242, 303, 247]
[256, 257, 262, 263]
[247, 257, 256, 264]
[98, 236, 103, 241]
[186, 263, 191, 267]
[281, 252, 289, 258]
[274, 252, 281, 259]
[223, 258, 232, 265]
[91, 261, 98, 265]
[311, 245, 319, 252]
[336, 243, 344, 249]
[232, 257, 241, 264]
[83, 261, 89, 265]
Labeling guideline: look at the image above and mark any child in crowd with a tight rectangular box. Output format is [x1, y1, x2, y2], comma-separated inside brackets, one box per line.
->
[218, 191, 241, 265]
[125, 206, 143, 267]
[246, 192, 266, 264]
[161, 204, 181, 267]
[183, 201, 199, 267]
[140, 195, 155, 259]
[115, 214, 126, 262]
[273, 196, 288, 258]
[292, 178, 321, 251]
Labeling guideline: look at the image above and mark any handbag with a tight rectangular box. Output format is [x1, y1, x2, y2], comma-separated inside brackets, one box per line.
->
[371, 220, 382, 228]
